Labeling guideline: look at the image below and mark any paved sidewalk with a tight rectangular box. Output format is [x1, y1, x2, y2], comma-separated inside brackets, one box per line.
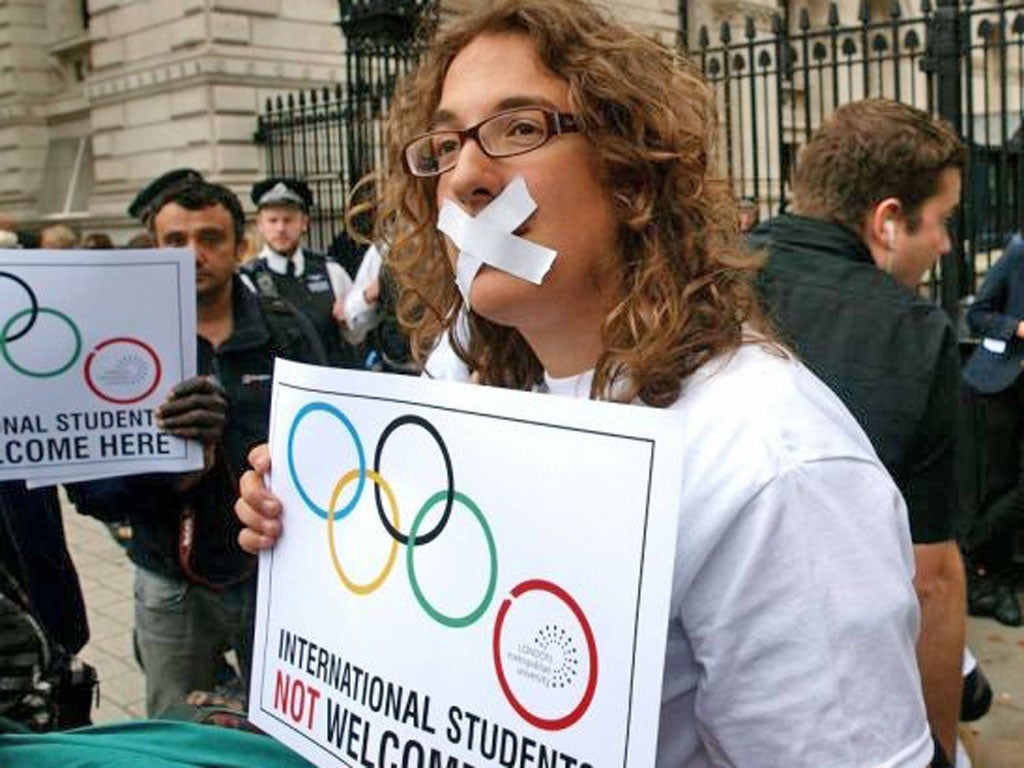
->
[965, 615, 1024, 767]
[60, 495, 1024, 766]
[61, 491, 145, 723]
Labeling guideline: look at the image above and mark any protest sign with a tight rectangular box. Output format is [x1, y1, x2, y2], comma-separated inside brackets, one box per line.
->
[250, 360, 685, 768]
[0, 249, 201, 484]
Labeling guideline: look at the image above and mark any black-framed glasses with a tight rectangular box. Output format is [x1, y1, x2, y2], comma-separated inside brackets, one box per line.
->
[402, 107, 581, 178]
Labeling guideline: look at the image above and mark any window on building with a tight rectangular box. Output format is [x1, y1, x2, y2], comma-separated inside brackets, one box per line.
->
[37, 137, 93, 216]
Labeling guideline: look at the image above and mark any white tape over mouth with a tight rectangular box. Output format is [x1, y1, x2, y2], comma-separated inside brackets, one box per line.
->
[437, 176, 557, 307]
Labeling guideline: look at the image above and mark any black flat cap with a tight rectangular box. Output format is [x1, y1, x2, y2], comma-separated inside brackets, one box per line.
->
[128, 168, 204, 220]
[251, 177, 313, 211]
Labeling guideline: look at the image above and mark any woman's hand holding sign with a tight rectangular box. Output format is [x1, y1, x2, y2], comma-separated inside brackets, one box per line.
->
[236, 443, 282, 554]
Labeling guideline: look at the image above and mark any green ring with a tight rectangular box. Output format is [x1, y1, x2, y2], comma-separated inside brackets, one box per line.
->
[1, 307, 81, 378]
[406, 489, 497, 628]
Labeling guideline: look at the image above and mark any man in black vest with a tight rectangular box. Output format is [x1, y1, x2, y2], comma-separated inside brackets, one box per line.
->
[757, 99, 967, 765]
[242, 177, 355, 367]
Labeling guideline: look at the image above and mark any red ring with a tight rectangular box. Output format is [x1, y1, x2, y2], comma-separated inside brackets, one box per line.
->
[84, 336, 162, 404]
[492, 579, 598, 731]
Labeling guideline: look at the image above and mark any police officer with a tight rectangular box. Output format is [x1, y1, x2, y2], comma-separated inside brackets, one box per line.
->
[242, 177, 355, 366]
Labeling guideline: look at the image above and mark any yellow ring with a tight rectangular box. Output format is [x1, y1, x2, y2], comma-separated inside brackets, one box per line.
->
[327, 469, 400, 595]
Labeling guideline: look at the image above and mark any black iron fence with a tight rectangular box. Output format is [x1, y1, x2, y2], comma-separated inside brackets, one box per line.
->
[697, 0, 1024, 311]
[254, 0, 436, 257]
[258, 1, 1021, 313]
[256, 85, 390, 258]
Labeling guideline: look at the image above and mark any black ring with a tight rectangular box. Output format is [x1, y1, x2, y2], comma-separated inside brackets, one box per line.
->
[0, 272, 38, 343]
[373, 414, 454, 546]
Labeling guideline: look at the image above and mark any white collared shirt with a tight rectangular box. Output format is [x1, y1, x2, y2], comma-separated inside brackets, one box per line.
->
[340, 243, 384, 344]
[259, 243, 306, 277]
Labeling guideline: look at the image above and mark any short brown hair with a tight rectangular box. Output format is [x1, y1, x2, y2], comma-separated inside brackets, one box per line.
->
[793, 99, 965, 232]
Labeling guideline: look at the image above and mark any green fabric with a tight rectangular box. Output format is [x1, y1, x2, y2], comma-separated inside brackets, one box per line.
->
[0, 720, 314, 768]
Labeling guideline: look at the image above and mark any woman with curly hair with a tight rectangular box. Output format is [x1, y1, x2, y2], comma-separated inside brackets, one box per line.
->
[237, 1, 932, 765]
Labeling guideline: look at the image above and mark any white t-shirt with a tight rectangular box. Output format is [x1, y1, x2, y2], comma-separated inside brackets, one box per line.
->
[534, 344, 930, 767]
[423, 310, 473, 381]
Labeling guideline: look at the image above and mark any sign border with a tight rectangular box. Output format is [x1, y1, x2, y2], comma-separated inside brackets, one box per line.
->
[255, 381, 659, 768]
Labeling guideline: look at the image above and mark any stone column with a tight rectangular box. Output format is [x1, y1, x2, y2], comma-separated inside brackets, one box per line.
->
[85, 0, 344, 224]
[0, 0, 57, 217]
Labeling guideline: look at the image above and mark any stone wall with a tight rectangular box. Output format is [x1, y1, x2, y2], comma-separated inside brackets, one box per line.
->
[0, 0, 348, 234]
[86, 0, 344, 226]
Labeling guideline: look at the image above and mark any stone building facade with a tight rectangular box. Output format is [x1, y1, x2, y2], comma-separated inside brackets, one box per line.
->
[0, 0, 962, 237]
[0, 0, 348, 238]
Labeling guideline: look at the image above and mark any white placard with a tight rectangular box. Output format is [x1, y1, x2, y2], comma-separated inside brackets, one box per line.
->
[250, 360, 685, 768]
[0, 249, 201, 483]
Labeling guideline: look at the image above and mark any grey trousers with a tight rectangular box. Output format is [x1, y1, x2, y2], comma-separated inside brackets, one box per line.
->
[133, 566, 256, 717]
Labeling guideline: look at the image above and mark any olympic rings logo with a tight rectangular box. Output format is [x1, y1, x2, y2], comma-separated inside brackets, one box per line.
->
[287, 401, 599, 730]
[1, 272, 81, 378]
[0, 271, 162, 403]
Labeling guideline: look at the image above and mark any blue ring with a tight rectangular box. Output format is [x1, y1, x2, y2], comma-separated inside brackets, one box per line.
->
[287, 402, 366, 520]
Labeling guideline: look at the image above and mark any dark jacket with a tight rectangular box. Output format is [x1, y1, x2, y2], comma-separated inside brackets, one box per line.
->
[757, 214, 959, 544]
[68, 276, 326, 583]
[963, 235, 1024, 394]
[0, 482, 87, 654]
[241, 251, 356, 368]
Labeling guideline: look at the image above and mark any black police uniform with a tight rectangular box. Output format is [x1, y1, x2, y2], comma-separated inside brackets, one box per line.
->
[241, 251, 353, 367]
[245, 177, 356, 367]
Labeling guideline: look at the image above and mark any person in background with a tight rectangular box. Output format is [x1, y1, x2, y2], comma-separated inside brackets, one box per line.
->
[332, 188, 414, 372]
[82, 233, 113, 249]
[0, 484, 95, 731]
[239, 222, 262, 264]
[240, 177, 356, 367]
[38, 225, 79, 250]
[960, 233, 1024, 627]
[756, 99, 968, 766]
[737, 196, 760, 234]
[68, 172, 326, 716]
[0, 214, 18, 248]
[125, 231, 154, 249]
[0, 482, 89, 659]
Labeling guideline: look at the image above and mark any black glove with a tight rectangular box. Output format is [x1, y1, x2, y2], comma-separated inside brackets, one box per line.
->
[960, 662, 993, 722]
[155, 375, 228, 444]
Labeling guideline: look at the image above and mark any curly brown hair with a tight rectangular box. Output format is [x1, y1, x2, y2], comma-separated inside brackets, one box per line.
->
[793, 99, 966, 233]
[373, 0, 766, 406]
